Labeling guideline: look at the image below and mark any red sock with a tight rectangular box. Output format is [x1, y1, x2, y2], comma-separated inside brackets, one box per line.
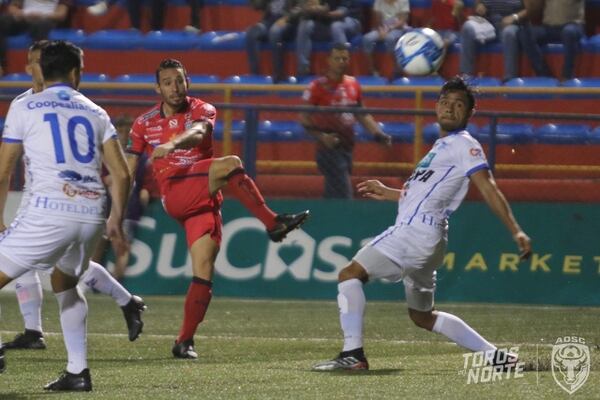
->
[177, 278, 212, 343]
[227, 169, 277, 229]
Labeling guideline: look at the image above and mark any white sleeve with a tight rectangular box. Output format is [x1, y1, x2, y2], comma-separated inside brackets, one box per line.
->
[100, 109, 117, 143]
[458, 136, 488, 177]
[2, 102, 26, 143]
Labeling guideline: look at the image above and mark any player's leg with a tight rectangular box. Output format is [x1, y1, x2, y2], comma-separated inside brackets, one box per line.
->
[208, 156, 309, 242]
[79, 261, 146, 341]
[172, 232, 218, 359]
[4, 270, 46, 349]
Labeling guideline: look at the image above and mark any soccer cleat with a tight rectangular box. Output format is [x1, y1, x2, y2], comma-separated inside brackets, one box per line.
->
[312, 348, 369, 371]
[121, 295, 146, 341]
[44, 369, 92, 392]
[2, 329, 46, 350]
[0, 348, 5, 373]
[267, 210, 310, 242]
[172, 339, 198, 359]
[491, 349, 519, 371]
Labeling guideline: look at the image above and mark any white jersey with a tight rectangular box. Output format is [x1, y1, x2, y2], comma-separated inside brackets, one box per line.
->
[395, 129, 488, 228]
[2, 84, 117, 223]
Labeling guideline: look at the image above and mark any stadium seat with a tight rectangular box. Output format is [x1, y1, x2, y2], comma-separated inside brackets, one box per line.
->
[357, 75, 389, 98]
[478, 123, 534, 144]
[390, 76, 444, 98]
[213, 120, 246, 141]
[382, 122, 415, 143]
[0, 116, 5, 135]
[354, 122, 386, 142]
[79, 73, 111, 96]
[49, 29, 86, 46]
[590, 126, 600, 144]
[198, 31, 246, 50]
[535, 124, 590, 144]
[561, 78, 600, 99]
[189, 74, 219, 84]
[221, 74, 273, 96]
[259, 120, 304, 141]
[113, 73, 155, 95]
[423, 122, 440, 143]
[142, 30, 202, 51]
[503, 77, 559, 99]
[0, 73, 31, 95]
[85, 30, 144, 50]
[6, 34, 30, 49]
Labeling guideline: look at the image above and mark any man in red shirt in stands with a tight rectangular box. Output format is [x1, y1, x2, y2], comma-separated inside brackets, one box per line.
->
[127, 58, 309, 359]
[300, 43, 392, 199]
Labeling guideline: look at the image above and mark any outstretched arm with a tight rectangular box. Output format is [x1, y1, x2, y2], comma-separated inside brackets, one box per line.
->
[357, 179, 403, 202]
[0, 142, 23, 230]
[470, 169, 531, 259]
[151, 121, 212, 160]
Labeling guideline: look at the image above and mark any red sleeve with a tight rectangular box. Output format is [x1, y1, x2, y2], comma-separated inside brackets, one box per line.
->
[354, 80, 363, 106]
[192, 100, 217, 129]
[127, 117, 147, 155]
[302, 80, 320, 105]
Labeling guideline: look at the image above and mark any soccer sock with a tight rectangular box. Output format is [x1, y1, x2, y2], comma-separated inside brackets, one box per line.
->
[15, 271, 44, 333]
[338, 279, 366, 352]
[80, 261, 131, 307]
[177, 277, 213, 343]
[55, 287, 88, 374]
[432, 311, 496, 352]
[226, 168, 277, 230]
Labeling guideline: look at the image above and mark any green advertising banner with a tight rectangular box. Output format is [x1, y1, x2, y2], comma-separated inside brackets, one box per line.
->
[112, 200, 600, 306]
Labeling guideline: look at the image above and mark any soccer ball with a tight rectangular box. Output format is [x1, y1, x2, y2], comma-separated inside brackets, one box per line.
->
[394, 28, 445, 76]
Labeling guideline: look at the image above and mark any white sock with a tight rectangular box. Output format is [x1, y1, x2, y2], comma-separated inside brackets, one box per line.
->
[80, 261, 131, 306]
[55, 287, 88, 374]
[432, 311, 496, 352]
[15, 271, 43, 332]
[338, 279, 365, 352]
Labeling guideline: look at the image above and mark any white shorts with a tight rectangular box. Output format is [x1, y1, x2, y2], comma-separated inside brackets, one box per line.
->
[353, 223, 447, 312]
[0, 211, 103, 279]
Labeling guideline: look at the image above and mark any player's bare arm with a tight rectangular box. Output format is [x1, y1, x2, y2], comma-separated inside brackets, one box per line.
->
[103, 138, 132, 253]
[299, 112, 340, 149]
[357, 179, 404, 201]
[0, 142, 23, 231]
[151, 121, 211, 160]
[470, 169, 532, 259]
[355, 113, 392, 146]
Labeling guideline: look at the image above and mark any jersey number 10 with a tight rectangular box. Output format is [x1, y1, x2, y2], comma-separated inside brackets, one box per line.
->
[44, 113, 95, 164]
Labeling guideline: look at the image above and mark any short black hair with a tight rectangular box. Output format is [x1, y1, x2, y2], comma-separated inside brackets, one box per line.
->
[439, 75, 476, 111]
[29, 40, 49, 53]
[40, 40, 82, 82]
[155, 58, 187, 83]
[331, 42, 351, 53]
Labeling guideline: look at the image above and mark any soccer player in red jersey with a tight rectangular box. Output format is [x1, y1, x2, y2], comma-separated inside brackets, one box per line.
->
[300, 43, 392, 199]
[126, 58, 309, 359]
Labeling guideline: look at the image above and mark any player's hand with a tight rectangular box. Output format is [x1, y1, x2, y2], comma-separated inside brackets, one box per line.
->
[357, 179, 401, 201]
[151, 141, 176, 160]
[513, 231, 531, 261]
[375, 132, 392, 147]
[320, 133, 340, 149]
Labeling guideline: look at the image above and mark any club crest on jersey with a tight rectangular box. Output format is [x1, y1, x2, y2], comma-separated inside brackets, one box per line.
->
[470, 148, 482, 157]
[417, 152, 437, 168]
[57, 90, 70, 101]
[169, 119, 178, 128]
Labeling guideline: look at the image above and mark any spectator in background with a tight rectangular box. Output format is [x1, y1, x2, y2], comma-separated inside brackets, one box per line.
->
[245, 0, 300, 82]
[362, 0, 410, 78]
[428, 0, 464, 47]
[459, 0, 527, 81]
[87, 0, 167, 31]
[296, 0, 362, 77]
[300, 43, 391, 199]
[519, 0, 585, 81]
[0, 0, 70, 76]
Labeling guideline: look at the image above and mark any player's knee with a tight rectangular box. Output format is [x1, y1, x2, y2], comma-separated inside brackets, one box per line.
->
[338, 261, 368, 283]
[408, 308, 435, 331]
[222, 155, 243, 176]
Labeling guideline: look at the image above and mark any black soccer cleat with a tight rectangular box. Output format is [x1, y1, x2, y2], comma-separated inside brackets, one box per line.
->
[44, 368, 92, 392]
[0, 348, 5, 373]
[172, 339, 198, 359]
[121, 295, 146, 342]
[312, 348, 369, 371]
[2, 329, 46, 350]
[267, 210, 310, 242]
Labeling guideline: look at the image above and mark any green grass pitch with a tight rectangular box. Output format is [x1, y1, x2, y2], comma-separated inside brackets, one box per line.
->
[1, 292, 599, 399]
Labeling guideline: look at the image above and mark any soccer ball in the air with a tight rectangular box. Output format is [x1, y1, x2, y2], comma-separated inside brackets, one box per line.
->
[394, 28, 445, 76]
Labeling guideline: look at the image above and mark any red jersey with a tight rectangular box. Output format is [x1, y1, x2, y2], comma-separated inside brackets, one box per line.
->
[431, 0, 461, 31]
[303, 75, 362, 150]
[128, 97, 216, 191]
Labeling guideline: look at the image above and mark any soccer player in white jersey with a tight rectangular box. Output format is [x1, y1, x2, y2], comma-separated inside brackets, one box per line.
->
[0, 41, 146, 353]
[0, 41, 131, 391]
[313, 76, 532, 371]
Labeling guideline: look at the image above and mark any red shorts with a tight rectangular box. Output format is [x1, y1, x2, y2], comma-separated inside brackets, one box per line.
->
[160, 159, 223, 247]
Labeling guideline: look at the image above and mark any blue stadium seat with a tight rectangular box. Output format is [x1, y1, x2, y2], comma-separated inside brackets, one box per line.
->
[590, 126, 600, 145]
[354, 122, 386, 142]
[503, 77, 559, 99]
[0, 116, 5, 135]
[259, 120, 304, 141]
[426, 123, 478, 143]
[390, 76, 444, 98]
[113, 73, 155, 95]
[382, 122, 415, 143]
[85, 30, 143, 50]
[0, 73, 31, 95]
[79, 73, 111, 96]
[6, 34, 30, 49]
[198, 31, 246, 50]
[49, 29, 86, 46]
[536, 124, 590, 144]
[561, 78, 600, 99]
[213, 120, 245, 141]
[142, 30, 202, 51]
[189, 74, 219, 84]
[478, 123, 534, 144]
[222, 74, 273, 96]
[357, 75, 389, 98]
